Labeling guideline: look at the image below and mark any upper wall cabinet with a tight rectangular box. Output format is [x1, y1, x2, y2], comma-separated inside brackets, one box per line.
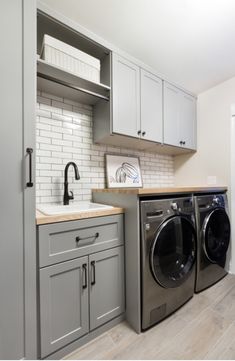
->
[112, 55, 163, 143]
[140, 69, 163, 143]
[163, 82, 196, 150]
[112, 54, 141, 138]
[94, 54, 164, 149]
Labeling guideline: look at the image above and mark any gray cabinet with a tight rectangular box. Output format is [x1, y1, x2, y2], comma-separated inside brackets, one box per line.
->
[180, 92, 197, 150]
[112, 53, 141, 138]
[112, 55, 163, 144]
[140, 69, 163, 143]
[90, 247, 125, 330]
[0, 0, 36, 359]
[163, 81, 196, 150]
[40, 257, 89, 357]
[99, 53, 196, 153]
[38, 215, 125, 358]
[38, 214, 123, 267]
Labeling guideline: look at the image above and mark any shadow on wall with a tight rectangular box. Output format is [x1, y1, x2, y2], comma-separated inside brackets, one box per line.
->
[174, 152, 197, 184]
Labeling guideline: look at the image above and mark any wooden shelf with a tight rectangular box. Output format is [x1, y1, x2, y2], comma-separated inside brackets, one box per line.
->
[37, 59, 110, 105]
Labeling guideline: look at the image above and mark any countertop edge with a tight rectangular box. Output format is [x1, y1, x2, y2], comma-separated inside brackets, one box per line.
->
[92, 186, 228, 195]
[36, 207, 124, 225]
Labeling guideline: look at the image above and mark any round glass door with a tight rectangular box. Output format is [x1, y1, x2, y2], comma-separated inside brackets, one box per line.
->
[203, 208, 230, 263]
[150, 216, 196, 288]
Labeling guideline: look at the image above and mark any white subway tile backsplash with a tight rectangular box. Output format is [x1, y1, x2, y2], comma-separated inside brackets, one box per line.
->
[37, 136, 51, 145]
[52, 139, 72, 147]
[36, 92, 174, 204]
[40, 143, 62, 152]
[40, 130, 62, 139]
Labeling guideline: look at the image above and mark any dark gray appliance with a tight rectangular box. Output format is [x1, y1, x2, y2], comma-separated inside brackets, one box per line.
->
[140, 196, 196, 330]
[194, 193, 230, 293]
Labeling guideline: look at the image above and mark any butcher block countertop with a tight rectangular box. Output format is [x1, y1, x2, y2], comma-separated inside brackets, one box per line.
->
[92, 186, 228, 196]
[36, 207, 124, 225]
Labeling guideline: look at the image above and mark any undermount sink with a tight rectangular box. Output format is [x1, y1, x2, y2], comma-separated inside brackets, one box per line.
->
[37, 202, 114, 216]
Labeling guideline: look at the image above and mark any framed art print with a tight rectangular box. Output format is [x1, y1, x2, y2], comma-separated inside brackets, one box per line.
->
[105, 154, 143, 188]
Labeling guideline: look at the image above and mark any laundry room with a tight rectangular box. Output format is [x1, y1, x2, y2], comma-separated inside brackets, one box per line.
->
[1, 0, 235, 360]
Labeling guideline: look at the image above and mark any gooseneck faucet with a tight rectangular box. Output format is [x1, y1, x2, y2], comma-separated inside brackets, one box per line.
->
[63, 162, 80, 205]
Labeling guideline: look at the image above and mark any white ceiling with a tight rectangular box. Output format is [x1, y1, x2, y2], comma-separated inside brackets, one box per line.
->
[42, 0, 235, 94]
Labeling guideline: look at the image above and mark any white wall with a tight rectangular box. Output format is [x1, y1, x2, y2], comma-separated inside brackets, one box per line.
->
[175, 76, 235, 188]
[174, 76, 235, 273]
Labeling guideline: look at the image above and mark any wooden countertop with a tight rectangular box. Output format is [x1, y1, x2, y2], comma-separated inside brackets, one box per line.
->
[92, 186, 228, 196]
[36, 207, 124, 225]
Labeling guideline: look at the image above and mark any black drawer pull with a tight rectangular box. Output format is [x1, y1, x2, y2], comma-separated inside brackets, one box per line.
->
[91, 261, 96, 285]
[26, 147, 33, 187]
[76, 232, 99, 244]
[82, 264, 87, 289]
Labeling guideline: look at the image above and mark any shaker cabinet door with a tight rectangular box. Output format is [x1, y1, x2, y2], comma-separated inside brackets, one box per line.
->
[163, 81, 180, 147]
[40, 257, 89, 358]
[140, 69, 163, 143]
[163, 81, 196, 150]
[89, 246, 125, 331]
[112, 53, 140, 138]
[180, 92, 196, 150]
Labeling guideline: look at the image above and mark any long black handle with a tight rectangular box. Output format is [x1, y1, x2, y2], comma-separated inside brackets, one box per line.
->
[82, 264, 87, 289]
[91, 261, 96, 285]
[76, 232, 99, 244]
[26, 148, 33, 187]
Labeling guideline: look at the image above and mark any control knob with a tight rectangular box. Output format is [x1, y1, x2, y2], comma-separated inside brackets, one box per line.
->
[171, 202, 178, 211]
[213, 196, 220, 205]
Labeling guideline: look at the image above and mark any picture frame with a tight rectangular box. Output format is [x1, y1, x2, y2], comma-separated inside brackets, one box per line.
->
[105, 153, 143, 188]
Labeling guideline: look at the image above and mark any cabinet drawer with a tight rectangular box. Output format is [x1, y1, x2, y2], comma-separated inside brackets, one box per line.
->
[38, 214, 124, 267]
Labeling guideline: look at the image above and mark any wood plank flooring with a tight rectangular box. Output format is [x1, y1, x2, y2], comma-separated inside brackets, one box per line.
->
[64, 274, 235, 360]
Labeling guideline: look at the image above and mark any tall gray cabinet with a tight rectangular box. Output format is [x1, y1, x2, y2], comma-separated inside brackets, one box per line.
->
[0, 0, 37, 359]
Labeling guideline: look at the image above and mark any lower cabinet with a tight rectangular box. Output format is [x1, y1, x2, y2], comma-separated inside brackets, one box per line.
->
[38, 215, 125, 358]
[89, 247, 125, 330]
[40, 257, 89, 357]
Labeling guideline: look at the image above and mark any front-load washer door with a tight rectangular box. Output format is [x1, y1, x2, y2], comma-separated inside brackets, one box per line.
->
[150, 216, 196, 288]
[203, 208, 230, 264]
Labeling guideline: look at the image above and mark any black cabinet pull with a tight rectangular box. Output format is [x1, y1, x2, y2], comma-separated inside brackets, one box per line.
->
[183, 141, 186, 145]
[179, 141, 183, 145]
[137, 130, 141, 135]
[82, 264, 87, 289]
[26, 147, 33, 187]
[91, 261, 96, 285]
[76, 232, 99, 244]
[142, 131, 146, 136]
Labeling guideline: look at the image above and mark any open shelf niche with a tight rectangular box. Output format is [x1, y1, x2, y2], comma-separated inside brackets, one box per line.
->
[37, 10, 112, 106]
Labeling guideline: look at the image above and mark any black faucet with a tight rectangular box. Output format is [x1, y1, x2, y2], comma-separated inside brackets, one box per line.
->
[63, 162, 80, 205]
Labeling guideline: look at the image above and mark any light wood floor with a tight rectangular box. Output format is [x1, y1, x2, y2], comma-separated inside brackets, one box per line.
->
[64, 274, 235, 360]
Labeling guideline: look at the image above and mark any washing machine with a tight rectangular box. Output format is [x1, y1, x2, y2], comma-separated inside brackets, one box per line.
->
[194, 193, 231, 293]
[140, 196, 196, 330]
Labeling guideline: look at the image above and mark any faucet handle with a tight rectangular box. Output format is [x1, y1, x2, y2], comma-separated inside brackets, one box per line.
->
[69, 191, 74, 200]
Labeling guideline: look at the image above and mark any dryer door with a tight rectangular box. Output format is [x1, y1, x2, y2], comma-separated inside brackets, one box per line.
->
[203, 208, 230, 264]
[150, 216, 196, 288]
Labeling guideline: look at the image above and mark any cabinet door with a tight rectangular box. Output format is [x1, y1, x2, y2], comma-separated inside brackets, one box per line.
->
[163, 81, 180, 147]
[0, 1, 37, 359]
[180, 92, 196, 150]
[140, 69, 163, 143]
[40, 257, 89, 358]
[89, 246, 125, 331]
[112, 53, 140, 137]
